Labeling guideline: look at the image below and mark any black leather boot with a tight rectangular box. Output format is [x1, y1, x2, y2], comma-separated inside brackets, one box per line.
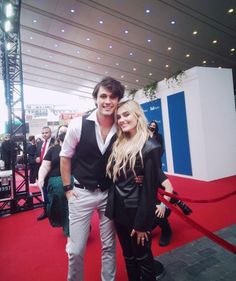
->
[124, 256, 140, 281]
[136, 254, 156, 281]
[37, 204, 48, 221]
[154, 260, 165, 280]
[159, 220, 172, 246]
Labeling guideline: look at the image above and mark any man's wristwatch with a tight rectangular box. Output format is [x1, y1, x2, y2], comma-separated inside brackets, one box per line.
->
[63, 184, 73, 192]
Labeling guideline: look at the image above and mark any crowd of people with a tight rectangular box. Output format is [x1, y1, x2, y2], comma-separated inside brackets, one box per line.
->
[0, 76, 192, 281]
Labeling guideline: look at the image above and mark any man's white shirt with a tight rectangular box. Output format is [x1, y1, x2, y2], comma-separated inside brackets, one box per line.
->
[60, 109, 117, 158]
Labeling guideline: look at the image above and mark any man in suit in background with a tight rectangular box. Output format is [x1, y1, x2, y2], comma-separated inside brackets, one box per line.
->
[36, 126, 55, 220]
[27, 135, 37, 185]
[0, 134, 18, 170]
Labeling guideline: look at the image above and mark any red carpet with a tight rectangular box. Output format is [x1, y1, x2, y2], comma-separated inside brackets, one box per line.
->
[0, 175, 235, 281]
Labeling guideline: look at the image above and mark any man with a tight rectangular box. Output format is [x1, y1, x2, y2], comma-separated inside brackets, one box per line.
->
[27, 135, 37, 185]
[0, 134, 18, 170]
[60, 77, 124, 281]
[0, 134, 12, 170]
[36, 126, 55, 220]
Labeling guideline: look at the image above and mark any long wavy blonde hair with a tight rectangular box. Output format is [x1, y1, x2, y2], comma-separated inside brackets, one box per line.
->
[106, 100, 149, 182]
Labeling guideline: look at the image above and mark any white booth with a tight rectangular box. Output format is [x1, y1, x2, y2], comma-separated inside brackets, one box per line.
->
[135, 66, 236, 181]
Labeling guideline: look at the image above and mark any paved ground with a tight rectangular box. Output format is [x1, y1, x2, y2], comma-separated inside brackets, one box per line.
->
[155, 224, 236, 281]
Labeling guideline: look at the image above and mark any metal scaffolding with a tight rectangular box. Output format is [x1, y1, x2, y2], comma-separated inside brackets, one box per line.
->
[0, 0, 43, 215]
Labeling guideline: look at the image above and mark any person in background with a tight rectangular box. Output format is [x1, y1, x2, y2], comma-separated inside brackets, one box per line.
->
[0, 134, 18, 170]
[27, 135, 37, 185]
[153, 169, 173, 247]
[38, 125, 69, 236]
[0, 134, 11, 170]
[36, 137, 42, 145]
[106, 100, 165, 281]
[36, 126, 55, 221]
[148, 120, 164, 168]
[152, 170, 193, 246]
[60, 77, 125, 281]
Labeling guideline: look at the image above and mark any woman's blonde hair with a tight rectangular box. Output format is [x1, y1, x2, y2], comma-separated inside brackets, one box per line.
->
[106, 100, 149, 182]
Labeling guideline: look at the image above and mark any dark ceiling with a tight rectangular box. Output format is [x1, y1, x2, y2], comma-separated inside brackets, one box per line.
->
[1, 0, 236, 104]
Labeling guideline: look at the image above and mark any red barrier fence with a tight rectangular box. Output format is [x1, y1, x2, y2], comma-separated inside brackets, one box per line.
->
[158, 189, 236, 254]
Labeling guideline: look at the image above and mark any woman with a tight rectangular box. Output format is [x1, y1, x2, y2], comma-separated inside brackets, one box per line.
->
[38, 125, 70, 236]
[148, 121, 163, 148]
[148, 120, 164, 168]
[106, 100, 165, 281]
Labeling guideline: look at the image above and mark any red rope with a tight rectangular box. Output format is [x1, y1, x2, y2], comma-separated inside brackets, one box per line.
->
[158, 194, 236, 254]
[159, 189, 236, 203]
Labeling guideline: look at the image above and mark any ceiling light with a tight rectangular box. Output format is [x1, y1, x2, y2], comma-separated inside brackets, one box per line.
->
[70, 9, 75, 13]
[76, 50, 80, 54]
[54, 44, 58, 48]
[148, 58, 152, 62]
[61, 29, 65, 33]
[4, 21, 12, 32]
[193, 30, 198, 35]
[230, 48, 235, 52]
[6, 42, 12, 50]
[115, 63, 119, 66]
[212, 40, 218, 44]
[129, 52, 133, 56]
[147, 39, 151, 43]
[33, 19, 37, 23]
[171, 20, 175, 25]
[228, 8, 234, 14]
[149, 73, 152, 76]
[29, 36, 33, 40]
[165, 64, 169, 68]
[186, 54, 190, 58]
[124, 30, 129, 34]
[202, 60, 207, 64]
[86, 38, 90, 41]
[167, 46, 172, 51]
[121, 75, 124, 78]
[109, 45, 112, 49]
[136, 80, 139, 83]
[99, 20, 104, 24]
[145, 9, 151, 14]
[133, 68, 136, 71]
[5, 3, 13, 18]
[97, 57, 101, 60]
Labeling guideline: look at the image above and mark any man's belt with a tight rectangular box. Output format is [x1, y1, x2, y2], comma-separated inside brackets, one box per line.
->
[74, 182, 101, 191]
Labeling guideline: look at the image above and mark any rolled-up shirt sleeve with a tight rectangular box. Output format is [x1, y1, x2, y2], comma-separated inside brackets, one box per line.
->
[60, 116, 82, 158]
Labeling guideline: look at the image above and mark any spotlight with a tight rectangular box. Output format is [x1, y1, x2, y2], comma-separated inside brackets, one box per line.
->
[1, 0, 19, 34]
[4, 20, 12, 32]
[5, 3, 14, 18]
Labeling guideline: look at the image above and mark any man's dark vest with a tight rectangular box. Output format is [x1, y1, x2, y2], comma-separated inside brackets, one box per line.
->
[72, 115, 116, 191]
